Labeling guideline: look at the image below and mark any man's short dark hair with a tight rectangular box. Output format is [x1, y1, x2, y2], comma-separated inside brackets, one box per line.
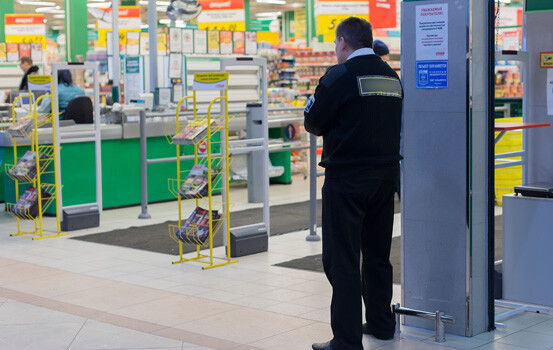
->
[20, 56, 33, 65]
[336, 17, 373, 50]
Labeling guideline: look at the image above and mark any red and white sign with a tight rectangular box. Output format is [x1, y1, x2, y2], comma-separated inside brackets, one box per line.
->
[197, 0, 245, 30]
[5, 14, 45, 36]
[198, 140, 208, 154]
[98, 6, 141, 29]
[501, 30, 520, 51]
[370, 0, 396, 29]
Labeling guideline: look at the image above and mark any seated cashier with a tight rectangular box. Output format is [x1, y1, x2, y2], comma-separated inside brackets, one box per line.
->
[37, 70, 85, 119]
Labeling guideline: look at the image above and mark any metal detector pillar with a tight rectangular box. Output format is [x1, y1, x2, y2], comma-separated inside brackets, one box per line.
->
[246, 103, 264, 203]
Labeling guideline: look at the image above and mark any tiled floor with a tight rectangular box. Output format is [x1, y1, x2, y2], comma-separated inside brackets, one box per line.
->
[0, 176, 551, 350]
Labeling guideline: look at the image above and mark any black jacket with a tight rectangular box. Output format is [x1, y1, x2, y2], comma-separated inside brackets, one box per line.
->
[304, 54, 403, 177]
[19, 65, 40, 90]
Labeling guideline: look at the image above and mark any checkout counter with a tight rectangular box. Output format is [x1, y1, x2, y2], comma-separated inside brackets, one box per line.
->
[0, 106, 304, 211]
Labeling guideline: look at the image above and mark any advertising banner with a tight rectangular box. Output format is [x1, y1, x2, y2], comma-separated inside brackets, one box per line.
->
[197, 0, 246, 31]
[98, 6, 141, 46]
[315, 0, 368, 43]
[370, 0, 396, 29]
[5, 14, 46, 48]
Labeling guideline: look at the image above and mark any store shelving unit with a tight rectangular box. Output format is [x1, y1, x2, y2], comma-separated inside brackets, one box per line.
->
[166, 73, 237, 269]
[2, 90, 64, 239]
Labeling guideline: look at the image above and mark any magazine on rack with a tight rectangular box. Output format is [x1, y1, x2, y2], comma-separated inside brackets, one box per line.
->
[176, 206, 221, 244]
[8, 151, 47, 181]
[11, 186, 51, 219]
[178, 164, 221, 199]
[172, 120, 216, 145]
[6, 113, 49, 138]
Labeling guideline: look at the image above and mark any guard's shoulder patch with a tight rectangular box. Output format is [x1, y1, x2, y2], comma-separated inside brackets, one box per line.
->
[304, 95, 315, 113]
[321, 64, 347, 88]
[357, 75, 403, 98]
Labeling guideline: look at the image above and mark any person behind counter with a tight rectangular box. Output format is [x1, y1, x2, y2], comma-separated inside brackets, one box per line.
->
[37, 70, 85, 119]
[3, 56, 40, 103]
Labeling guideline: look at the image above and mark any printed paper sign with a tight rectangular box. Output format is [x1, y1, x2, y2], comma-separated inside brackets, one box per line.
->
[546, 69, 553, 115]
[220, 31, 233, 54]
[208, 30, 220, 54]
[126, 31, 140, 56]
[169, 54, 183, 79]
[416, 4, 448, 61]
[5, 14, 46, 48]
[416, 61, 448, 89]
[193, 72, 229, 91]
[245, 31, 257, 55]
[182, 29, 194, 54]
[502, 30, 520, 51]
[0, 43, 6, 62]
[194, 30, 208, 54]
[540, 52, 553, 68]
[27, 75, 52, 91]
[233, 31, 245, 54]
[169, 27, 182, 53]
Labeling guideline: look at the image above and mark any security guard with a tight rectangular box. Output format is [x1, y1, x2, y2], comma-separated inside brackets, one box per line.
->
[305, 17, 403, 350]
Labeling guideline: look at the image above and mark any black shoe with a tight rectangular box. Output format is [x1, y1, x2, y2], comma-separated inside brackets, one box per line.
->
[362, 323, 394, 340]
[312, 340, 333, 350]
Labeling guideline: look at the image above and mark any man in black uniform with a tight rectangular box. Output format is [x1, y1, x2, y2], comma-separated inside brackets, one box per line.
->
[305, 17, 403, 350]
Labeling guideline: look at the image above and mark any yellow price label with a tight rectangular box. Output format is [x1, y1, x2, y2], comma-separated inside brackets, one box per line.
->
[316, 14, 369, 43]
[194, 72, 229, 84]
[198, 22, 246, 31]
[28, 75, 52, 85]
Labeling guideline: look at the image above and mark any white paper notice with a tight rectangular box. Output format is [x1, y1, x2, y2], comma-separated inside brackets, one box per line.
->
[547, 69, 553, 116]
[416, 3, 448, 61]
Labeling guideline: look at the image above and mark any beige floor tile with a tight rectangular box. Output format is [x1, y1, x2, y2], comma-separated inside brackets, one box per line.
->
[53, 281, 174, 312]
[0, 261, 65, 285]
[154, 327, 241, 349]
[249, 321, 331, 350]
[174, 307, 314, 344]
[111, 294, 240, 327]
[3, 271, 112, 298]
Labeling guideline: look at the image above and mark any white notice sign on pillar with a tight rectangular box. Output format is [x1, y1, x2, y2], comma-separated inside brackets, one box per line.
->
[547, 69, 553, 116]
[416, 3, 448, 61]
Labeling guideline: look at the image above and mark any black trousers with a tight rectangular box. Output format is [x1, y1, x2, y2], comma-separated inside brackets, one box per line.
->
[322, 166, 397, 350]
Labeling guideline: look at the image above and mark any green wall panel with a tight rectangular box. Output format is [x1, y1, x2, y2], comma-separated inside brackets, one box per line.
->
[526, 0, 553, 12]
[0, 0, 14, 42]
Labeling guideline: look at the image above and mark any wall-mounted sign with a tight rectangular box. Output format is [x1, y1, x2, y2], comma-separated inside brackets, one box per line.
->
[415, 4, 448, 61]
[540, 52, 553, 68]
[370, 0, 397, 29]
[5, 14, 46, 48]
[197, 0, 246, 31]
[97, 6, 141, 46]
[416, 60, 448, 89]
[314, 0, 369, 43]
[193, 72, 229, 91]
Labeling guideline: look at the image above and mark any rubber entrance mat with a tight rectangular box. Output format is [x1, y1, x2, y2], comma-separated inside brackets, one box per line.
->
[73, 199, 324, 256]
[275, 215, 504, 285]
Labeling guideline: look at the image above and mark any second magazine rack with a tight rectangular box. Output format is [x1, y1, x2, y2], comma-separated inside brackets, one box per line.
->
[166, 72, 237, 269]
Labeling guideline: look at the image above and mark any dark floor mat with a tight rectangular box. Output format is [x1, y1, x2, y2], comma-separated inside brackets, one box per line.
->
[274, 215, 504, 284]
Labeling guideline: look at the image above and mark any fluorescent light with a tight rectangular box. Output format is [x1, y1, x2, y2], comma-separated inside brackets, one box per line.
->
[291, 3, 304, 7]
[257, 0, 287, 4]
[139, 0, 171, 4]
[17, 1, 56, 5]
[36, 5, 59, 12]
[87, 2, 111, 8]
[157, 6, 167, 11]
[159, 19, 171, 24]
[256, 11, 282, 17]
[53, 14, 65, 18]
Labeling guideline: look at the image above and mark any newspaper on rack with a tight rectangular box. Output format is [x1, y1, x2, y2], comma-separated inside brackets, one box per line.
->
[178, 164, 222, 199]
[172, 119, 217, 145]
[5, 113, 50, 138]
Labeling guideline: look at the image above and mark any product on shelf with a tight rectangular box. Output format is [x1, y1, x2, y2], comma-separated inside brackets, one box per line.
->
[10, 186, 51, 219]
[172, 119, 217, 145]
[178, 164, 221, 199]
[176, 206, 221, 244]
[6, 113, 49, 138]
[8, 151, 47, 182]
